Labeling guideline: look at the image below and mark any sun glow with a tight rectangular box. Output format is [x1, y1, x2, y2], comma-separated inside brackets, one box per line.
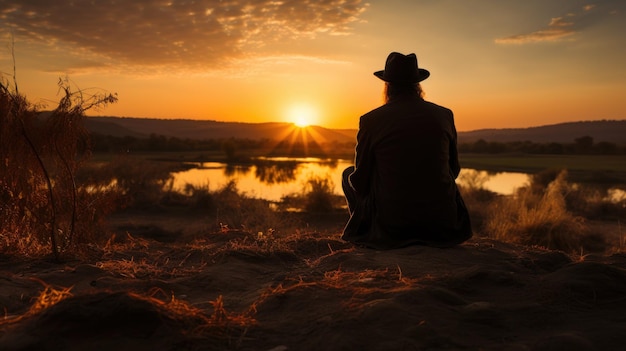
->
[287, 103, 318, 128]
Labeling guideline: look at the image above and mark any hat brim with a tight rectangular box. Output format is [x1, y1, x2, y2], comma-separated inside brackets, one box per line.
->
[374, 69, 430, 83]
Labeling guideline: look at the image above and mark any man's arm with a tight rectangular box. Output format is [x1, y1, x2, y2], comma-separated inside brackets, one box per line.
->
[449, 112, 461, 179]
[348, 117, 373, 196]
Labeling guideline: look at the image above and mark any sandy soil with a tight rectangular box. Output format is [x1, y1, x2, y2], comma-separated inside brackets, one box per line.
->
[1, 213, 626, 351]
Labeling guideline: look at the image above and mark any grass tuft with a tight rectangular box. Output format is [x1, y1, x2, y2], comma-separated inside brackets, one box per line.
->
[484, 170, 607, 253]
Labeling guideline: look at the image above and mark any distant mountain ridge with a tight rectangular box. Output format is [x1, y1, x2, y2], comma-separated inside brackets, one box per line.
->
[457, 120, 626, 145]
[85, 116, 626, 145]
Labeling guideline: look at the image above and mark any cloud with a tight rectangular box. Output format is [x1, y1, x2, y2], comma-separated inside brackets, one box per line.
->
[495, 14, 579, 45]
[494, 22, 576, 45]
[494, 2, 611, 45]
[0, 0, 368, 70]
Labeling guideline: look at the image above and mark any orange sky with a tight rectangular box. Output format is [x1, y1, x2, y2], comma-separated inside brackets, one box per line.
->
[1, 0, 625, 131]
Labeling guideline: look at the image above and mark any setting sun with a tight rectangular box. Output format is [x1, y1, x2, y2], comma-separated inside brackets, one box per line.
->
[287, 103, 318, 128]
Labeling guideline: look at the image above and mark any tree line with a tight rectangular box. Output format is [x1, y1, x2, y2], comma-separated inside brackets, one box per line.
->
[92, 133, 626, 156]
[91, 133, 268, 153]
[90, 133, 355, 158]
[458, 136, 626, 155]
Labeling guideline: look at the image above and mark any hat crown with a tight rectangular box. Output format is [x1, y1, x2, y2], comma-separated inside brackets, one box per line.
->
[374, 52, 430, 83]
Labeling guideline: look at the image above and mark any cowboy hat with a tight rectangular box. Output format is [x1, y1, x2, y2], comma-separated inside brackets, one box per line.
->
[374, 52, 430, 83]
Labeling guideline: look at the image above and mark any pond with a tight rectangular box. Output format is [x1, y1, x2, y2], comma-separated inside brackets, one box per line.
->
[171, 157, 531, 202]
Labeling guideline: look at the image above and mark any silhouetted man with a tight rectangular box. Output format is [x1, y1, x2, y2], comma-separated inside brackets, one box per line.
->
[342, 52, 472, 249]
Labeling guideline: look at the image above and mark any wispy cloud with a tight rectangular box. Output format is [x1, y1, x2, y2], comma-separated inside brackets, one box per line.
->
[0, 0, 368, 70]
[495, 3, 605, 45]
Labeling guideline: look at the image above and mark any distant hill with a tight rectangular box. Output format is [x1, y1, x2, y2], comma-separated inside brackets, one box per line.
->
[86, 116, 357, 144]
[84, 116, 626, 146]
[458, 120, 626, 145]
[84, 118, 146, 138]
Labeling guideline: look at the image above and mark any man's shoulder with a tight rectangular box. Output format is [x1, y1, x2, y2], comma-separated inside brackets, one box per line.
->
[358, 105, 388, 127]
[422, 100, 453, 115]
[361, 103, 388, 118]
[361, 99, 453, 120]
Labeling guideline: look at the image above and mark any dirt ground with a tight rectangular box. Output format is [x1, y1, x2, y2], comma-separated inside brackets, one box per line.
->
[1, 212, 626, 351]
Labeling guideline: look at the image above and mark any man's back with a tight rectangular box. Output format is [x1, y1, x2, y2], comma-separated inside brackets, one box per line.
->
[351, 96, 459, 229]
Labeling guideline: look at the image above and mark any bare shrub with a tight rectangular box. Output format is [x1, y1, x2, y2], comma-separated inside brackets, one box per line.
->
[0, 76, 117, 259]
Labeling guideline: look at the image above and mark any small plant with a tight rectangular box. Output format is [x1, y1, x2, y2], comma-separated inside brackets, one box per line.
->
[302, 174, 337, 213]
[280, 174, 342, 213]
[211, 180, 286, 233]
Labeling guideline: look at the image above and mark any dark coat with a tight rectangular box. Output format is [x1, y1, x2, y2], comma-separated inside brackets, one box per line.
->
[342, 95, 472, 249]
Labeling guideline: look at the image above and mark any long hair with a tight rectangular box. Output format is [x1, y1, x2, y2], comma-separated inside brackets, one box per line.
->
[384, 82, 424, 103]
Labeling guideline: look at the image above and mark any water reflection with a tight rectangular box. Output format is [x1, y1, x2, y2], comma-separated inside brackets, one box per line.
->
[171, 158, 532, 202]
[606, 188, 626, 203]
[224, 164, 252, 177]
[254, 160, 299, 184]
[458, 169, 530, 195]
[172, 158, 344, 201]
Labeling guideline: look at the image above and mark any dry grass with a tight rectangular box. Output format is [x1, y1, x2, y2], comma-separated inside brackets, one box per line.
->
[0, 231, 391, 346]
[484, 170, 607, 253]
[0, 283, 255, 343]
[96, 233, 211, 279]
[139, 288, 256, 331]
[19, 284, 73, 320]
[249, 265, 421, 315]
